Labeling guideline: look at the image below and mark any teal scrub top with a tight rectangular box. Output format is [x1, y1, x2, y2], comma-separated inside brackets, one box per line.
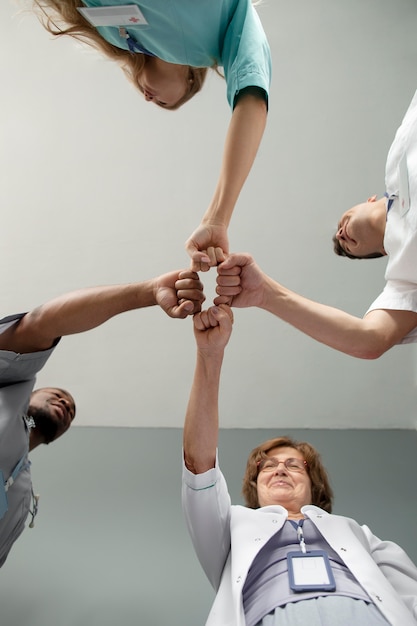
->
[81, 0, 271, 109]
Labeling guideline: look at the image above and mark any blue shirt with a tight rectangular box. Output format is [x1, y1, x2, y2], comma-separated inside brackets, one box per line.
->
[81, 0, 271, 109]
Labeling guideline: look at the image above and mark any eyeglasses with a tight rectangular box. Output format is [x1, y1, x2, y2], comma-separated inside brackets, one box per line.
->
[257, 458, 308, 474]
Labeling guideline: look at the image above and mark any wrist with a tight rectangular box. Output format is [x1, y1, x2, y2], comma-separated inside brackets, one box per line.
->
[202, 195, 233, 227]
[196, 346, 225, 366]
[201, 213, 229, 228]
[258, 274, 277, 311]
[141, 278, 158, 308]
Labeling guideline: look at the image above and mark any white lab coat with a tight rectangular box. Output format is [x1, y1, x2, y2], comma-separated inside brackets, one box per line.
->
[182, 458, 417, 626]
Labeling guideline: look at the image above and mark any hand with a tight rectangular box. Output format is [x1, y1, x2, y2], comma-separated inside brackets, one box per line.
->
[155, 270, 205, 318]
[185, 222, 228, 272]
[214, 253, 266, 308]
[193, 305, 234, 352]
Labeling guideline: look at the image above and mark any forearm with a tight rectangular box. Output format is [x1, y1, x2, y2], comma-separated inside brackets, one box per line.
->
[183, 350, 224, 474]
[203, 92, 267, 227]
[12, 281, 157, 352]
[261, 277, 395, 359]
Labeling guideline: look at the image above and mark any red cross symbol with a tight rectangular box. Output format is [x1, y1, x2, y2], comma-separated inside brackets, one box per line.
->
[129, 17, 140, 23]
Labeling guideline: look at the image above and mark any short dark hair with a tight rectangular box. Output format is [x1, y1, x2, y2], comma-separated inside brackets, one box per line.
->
[242, 436, 334, 512]
[332, 234, 384, 260]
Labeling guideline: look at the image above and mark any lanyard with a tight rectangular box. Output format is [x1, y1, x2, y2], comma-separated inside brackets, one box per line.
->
[118, 27, 155, 56]
[4, 412, 32, 492]
[384, 191, 396, 212]
[289, 519, 306, 554]
[0, 414, 39, 526]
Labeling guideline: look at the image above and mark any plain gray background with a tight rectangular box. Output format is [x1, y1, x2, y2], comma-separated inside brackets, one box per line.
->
[1, 0, 417, 429]
[1, 428, 417, 625]
[1, 0, 417, 623]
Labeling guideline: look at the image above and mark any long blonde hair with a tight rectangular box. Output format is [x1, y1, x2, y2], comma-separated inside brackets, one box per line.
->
[33, 0, 208, 110]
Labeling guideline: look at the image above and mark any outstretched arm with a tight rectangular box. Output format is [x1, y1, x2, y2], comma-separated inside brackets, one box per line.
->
[0, 270, 205, 354]
[215, 253, 417, 359]
[183, 305, 233, 474]
[185, 90, 267, 272]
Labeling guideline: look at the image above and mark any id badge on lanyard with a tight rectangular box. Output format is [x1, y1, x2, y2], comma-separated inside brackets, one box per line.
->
[287, 520, 336, 592]
[77, 5, 148, 27]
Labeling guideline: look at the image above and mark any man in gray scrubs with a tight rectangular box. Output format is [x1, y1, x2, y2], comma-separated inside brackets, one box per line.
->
[0, 268, 204, 567]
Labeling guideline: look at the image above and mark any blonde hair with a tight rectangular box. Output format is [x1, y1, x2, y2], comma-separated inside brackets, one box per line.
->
[33, 0, 208, 110]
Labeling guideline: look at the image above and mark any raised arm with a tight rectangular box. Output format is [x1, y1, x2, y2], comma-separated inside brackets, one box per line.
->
[183, 305, 233, 474]
[215, 253, 417, 359]
[185, 90, 267, 271]
[0, 270, 204, 354]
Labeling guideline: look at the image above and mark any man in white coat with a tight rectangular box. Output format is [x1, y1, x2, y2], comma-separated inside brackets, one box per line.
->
[214, 90, 417, 359]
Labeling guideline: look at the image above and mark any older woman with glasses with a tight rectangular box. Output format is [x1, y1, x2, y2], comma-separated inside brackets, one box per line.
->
[182, 304, 417, 626]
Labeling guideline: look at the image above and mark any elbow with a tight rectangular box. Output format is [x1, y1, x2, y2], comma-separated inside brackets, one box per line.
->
[183, 449, 215, 475]
[338, 324, 395, 359]
[355, 349, 384, 360]
[348, 342, 389, 360]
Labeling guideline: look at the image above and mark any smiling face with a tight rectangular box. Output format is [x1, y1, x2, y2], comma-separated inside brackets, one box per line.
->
[138, 57, 190, 108]
[29, 387, 76, 443]
[335, 196, 387, 258]
[256, 446, 312, 514]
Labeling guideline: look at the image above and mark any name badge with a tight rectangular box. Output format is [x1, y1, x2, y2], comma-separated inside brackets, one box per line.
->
[0, 471, 9, 521]
[287, 550, 336, 592]
[77, 5, 148, 27]
[398, 152, 410, 216]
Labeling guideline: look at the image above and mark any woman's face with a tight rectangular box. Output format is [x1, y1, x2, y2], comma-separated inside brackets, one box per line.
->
[256, 447, 312, 512]
[139, 57, 189, 108]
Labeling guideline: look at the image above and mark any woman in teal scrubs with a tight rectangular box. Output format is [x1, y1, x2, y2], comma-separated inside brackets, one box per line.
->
[34, 0, 271, 270]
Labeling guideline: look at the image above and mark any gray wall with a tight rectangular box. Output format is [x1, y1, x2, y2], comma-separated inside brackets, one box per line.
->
[3, 0, 417, 431]
[2, 2, 417, 624]
[1, 427, 416, 626]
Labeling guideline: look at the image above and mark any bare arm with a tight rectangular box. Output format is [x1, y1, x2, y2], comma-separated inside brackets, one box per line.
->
[183, 305, 233, 474]
[0, 270, 205, 354]
[215, 253, 417, 359]
[261, 284, 417, 359]
[185, 90, 267, 271]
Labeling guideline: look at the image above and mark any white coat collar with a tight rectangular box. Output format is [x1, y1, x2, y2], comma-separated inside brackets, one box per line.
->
[301, 504, 330, 518]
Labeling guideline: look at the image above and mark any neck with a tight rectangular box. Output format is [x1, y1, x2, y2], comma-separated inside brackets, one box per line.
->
[287, 512, 305, 521]
[374, 198, 389, 247]
[29, 432, 44, 451]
